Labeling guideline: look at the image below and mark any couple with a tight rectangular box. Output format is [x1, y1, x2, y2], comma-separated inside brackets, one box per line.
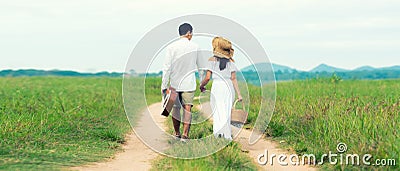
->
[161, 23, 242, 141]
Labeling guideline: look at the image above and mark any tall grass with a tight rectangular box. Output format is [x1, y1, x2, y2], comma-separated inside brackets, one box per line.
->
[266, 79, 399, 170]
[1, 77, 398, 170]
[0, 77, 130, 170]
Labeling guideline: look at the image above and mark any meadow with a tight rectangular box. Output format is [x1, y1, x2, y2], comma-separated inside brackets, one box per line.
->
[265, 78, 399, 170]
[0, 77, 398, 170]
[0, 77, 128, 170]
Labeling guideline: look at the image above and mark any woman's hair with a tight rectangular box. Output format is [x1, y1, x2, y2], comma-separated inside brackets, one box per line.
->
[212, 37, 234, 70]
[212, 37, 234, 58]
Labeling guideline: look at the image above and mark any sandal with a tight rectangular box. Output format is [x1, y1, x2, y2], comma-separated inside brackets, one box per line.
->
[174, 134, 181, 140]
[180, 135, 189, 142]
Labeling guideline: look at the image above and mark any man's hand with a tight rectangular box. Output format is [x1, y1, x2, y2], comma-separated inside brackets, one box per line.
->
[200, 85, 206, 93]
[162, 89, 168, 95]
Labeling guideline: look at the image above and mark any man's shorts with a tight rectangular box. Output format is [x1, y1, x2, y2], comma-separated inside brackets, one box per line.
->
[174, 91, 195, 108]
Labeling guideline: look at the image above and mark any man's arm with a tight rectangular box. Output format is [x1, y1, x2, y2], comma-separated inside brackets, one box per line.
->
[161, 47, 173, 91]
[195, 45, 205, 81]
[199, 70, 212, 92]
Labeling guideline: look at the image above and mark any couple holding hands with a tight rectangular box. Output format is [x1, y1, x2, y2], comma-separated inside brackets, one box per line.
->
[161, 23, 242, 141]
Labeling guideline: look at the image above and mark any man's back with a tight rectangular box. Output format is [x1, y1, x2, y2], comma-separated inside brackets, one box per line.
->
[162, 38, 199, 92]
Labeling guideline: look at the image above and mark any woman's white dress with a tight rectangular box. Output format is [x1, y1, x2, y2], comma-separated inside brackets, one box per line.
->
[208, 58, 237, 140]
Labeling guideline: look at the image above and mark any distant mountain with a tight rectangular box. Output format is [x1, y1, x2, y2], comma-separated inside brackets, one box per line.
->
[310, 64, 348, 73]
[381, 65, 400, 71]
[0, 69, 123, 77]
[238, 63, 400, 84]
[272, 63, 297, 73]
[2, 63, 400, 81]
[241, 63, 400, 73]
[354, 65, 400, 71]
[241, 63, 297, 73]
[354, 66, 375, 71]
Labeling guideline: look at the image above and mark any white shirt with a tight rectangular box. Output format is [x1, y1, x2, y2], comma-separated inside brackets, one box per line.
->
[207, 57, 238, 81]
[161, 38, 200, 92]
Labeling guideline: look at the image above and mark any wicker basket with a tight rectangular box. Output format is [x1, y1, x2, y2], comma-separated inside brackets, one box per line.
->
[231, 100, 248, 124]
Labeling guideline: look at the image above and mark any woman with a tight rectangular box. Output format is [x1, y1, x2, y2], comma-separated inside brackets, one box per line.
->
[200, 37, 242, 140]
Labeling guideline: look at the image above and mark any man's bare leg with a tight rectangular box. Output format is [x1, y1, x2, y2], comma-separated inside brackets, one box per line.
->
[182, 105, 192, 138]
[172, 106, 181, 137]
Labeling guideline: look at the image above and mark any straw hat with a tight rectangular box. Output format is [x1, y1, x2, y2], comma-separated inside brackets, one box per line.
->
[212, 37, 234, 60]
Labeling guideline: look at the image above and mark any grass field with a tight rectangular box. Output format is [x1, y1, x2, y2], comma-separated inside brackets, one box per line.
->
[266, 79, 399, 170]
[1, 77, 398, 170]
[0, 77, 129, 170]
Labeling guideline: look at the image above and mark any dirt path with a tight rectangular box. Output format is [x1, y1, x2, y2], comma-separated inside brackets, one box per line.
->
[71, 101, 317, 171]
[70, 103, 167, 171]
[198, 102, 317, 171]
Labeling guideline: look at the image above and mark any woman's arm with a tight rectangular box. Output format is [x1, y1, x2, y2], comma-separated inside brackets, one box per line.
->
[231, 72, 242, 101]
[200, 70, 212, 92]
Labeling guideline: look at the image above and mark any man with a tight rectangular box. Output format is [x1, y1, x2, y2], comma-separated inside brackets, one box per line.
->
[161, 23, 199, 141]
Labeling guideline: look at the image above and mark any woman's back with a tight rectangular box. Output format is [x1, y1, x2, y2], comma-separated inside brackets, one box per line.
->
[208, 57, 237, 80]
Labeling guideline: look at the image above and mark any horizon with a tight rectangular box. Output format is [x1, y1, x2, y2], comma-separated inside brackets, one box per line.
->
[3, 62, 400, 74]
[1, 1, 399, 73]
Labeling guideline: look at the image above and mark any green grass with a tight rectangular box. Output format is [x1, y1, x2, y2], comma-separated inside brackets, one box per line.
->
[152, 141, 257, 171]
[150, 112, 257, 171]
[1, 77, 398, 170]
[265, 78, 399, 170]
[0, 76, 256, 170]
[0, 77, 133, 170]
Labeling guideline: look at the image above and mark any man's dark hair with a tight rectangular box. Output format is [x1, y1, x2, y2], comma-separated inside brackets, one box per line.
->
[178, 23, 193, 36]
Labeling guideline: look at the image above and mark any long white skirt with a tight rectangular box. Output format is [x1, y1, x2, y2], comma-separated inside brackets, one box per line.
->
[210, 79, 235, 140]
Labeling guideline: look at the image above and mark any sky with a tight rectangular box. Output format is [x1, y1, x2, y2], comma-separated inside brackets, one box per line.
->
[1, 0, 399, 73]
